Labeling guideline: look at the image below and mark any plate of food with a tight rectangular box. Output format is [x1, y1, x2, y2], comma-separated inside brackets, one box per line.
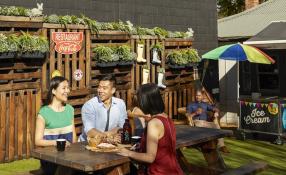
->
[86, 142, 119, 152]
[86, 134, 123, 152]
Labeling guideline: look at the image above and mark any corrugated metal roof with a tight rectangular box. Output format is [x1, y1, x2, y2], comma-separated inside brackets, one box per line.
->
[218, 0, 286, 38]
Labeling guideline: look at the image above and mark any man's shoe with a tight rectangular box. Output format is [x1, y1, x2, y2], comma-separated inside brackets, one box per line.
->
[219, 146, 230, 153]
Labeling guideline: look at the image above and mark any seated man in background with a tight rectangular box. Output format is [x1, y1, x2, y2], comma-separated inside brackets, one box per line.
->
[79, 74, 127, 142]
[186, 89, 230, 153]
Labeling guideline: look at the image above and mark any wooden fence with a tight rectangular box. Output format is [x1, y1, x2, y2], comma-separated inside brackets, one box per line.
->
[0, 17, 201, 162]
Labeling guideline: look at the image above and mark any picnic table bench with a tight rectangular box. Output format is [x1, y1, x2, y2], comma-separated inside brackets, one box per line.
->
[176, 125, 268, 175]
[32, 125, 267, 175]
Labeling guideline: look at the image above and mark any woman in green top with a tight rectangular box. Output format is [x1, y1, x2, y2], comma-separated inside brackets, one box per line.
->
[35, 76, 76, 175]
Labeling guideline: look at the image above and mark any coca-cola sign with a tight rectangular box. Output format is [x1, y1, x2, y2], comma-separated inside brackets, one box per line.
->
[52, 32, 83, 54]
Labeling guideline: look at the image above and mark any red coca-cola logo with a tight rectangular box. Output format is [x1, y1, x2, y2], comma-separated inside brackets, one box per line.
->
[52, 32, 83, 54]
[55, 42, 81, 54]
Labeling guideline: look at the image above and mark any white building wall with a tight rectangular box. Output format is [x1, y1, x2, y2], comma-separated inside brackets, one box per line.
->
[219, 60, 239, 127]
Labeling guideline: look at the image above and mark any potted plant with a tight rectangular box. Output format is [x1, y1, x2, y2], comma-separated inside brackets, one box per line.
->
[115, 45, 136, 66]
[0, 34, 18, 59]
[81, 15, 99, 35]
[93, 45, 119, 67]
[151, 43, 163, 64]
[166, 50, 186, 69]
[157, 67, 166, 88]
[141, 64, 150, 84]
[153, 27, 168, 40]
[182, 48, 201, 67]
[18, 32, 49, 59]
[136, 40, 146, 63]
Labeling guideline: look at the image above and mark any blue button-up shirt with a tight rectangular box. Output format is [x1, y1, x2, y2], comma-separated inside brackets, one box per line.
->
[187, 102, 214, 121]
[79, 96, 127, 141]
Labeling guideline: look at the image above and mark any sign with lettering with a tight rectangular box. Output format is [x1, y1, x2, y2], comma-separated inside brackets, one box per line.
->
[240, 101, 279, 133]
[52, 32, 83, 54]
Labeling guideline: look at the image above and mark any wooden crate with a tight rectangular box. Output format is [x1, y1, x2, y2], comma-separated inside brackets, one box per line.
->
[90, 31, 133, 108]
[130, 35, 162, 90]
[0, 89, 41, 162]
[41, 23, 91, 95]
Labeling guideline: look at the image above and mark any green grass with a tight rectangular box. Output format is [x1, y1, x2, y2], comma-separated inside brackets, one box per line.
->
[183, 138, 286, 175]
[0, 159, 40, 175]
[0, 138, 285, 175]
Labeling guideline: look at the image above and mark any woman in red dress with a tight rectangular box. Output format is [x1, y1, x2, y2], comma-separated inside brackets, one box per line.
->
[118, 83, 183, 175]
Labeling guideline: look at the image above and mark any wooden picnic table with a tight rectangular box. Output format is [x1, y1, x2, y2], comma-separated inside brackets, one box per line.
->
[175, 125, 233, 175]
[32, 125, 233, 175]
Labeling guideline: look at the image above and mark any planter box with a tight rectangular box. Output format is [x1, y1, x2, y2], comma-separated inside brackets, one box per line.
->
[96, 61, 118, 67]
[118, 61, 134, 66]
[168, 63, 185, 69]
[0, 15, 44, 22]
[0, 52, 16, 59]
[20, 51, 46, 59]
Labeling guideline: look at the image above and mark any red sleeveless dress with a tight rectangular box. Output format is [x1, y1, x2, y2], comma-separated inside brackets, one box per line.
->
[140, 115, 183, 175]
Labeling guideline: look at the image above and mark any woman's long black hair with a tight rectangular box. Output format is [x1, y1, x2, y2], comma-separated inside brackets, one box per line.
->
[137, 83, 164, 115]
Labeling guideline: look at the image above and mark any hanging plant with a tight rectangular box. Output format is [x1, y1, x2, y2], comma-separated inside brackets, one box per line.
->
[151, 43, 163, 52]
[44, 14, 60, 23]
[166, 50, 186, 69]
[115, 45, 136, 66]
[153, 27, 168, 39]
[93, 45, 119, 67]
[0, 34, 18, 59]
[18, 32, 49, 59]
[81, 15, 99, 34]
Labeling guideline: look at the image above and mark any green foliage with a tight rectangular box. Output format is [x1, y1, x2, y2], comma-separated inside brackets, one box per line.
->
[136, 27, 155, 39]
[6, 34, 19, 52]
[93, 45, 118, 62]
[153, 27, 168, 39]
[44, 14, 60, 23]
[71, 15, 86, 25]
[0, 6, 30, 16]
[181, 48, 201, 63]
[151, 43, 163, 52]
[0, 34, 19, 53]
[0, 34, 9, 53]
[81, 15, 99, 34]
[142, 64, 150, 70]
[18, 32, 49, 53]
[93, 45, 136, 62]
[114, 45, 136, 61]
[157, 67, 165, 73]
[217, 0, 245, 18]
[59, 15, 73, 28]
[167, 48, 201, 65]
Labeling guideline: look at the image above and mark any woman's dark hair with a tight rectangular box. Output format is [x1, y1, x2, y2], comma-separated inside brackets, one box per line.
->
[137, 83, 164, 115]
[44, 76, 68, 106]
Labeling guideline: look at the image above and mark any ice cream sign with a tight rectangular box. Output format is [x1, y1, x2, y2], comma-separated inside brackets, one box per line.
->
[52, 32, 83, 54]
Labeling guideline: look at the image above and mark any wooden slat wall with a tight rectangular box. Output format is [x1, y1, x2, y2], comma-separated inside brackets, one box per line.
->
[90, 31, 133, 111]
[0, 89, 40, 162]
[0, 18, 200, 161]
[42, 24, 91, 95]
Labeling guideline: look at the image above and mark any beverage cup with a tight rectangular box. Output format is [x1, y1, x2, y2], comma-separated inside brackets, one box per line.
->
[131, 136, 141, 145]
[56, 139, 66, 151]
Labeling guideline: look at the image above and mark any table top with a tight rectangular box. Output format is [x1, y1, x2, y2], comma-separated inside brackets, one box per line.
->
[32, 125, 233, 172]
[32, 142, 129, 172]
[175, 125, 233, 148]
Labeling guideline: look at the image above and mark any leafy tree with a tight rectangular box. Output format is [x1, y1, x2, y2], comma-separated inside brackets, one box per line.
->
[217, 0, 269, 18]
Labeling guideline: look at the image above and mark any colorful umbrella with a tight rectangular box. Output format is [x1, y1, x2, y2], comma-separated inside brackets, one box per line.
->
[202, 43, 275, 64]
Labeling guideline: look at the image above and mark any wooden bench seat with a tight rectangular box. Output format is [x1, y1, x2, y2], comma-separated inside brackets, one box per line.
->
[221, 161, 268, 175]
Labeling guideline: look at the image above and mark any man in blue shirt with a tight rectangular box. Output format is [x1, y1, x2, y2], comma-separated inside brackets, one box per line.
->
[79, 75, 127, 142]
[187, 89, 230, 153]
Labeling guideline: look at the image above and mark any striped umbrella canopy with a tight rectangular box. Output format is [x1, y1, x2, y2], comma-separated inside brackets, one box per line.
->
[202, 43, 275, 64]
